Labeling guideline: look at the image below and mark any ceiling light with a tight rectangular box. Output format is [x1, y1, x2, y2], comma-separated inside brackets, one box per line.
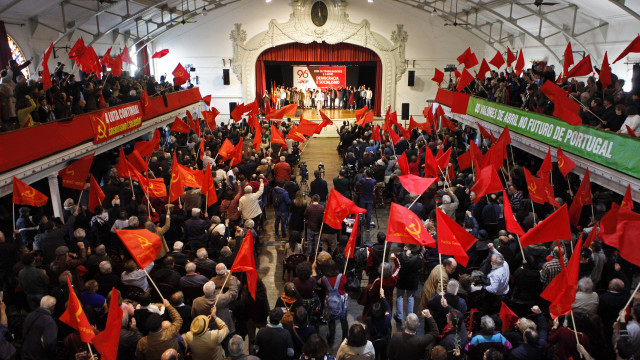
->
[202, 7, 208, 15]
[368, 0, 374, 3]
[266, 0, 272, 3]
[431, 9, 438, 17]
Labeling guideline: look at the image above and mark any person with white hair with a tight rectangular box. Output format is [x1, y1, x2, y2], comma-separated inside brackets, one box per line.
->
[22, 295, 58, 359]
[184, 208, 211, 250]
[387, 310, 439, 360]
[179, 262, 209, 288]
[167, 241, 188, 266]
[227, 334, 260, 360]
[193, 248, 216, 274]
[95, 260, 122, 297]
[191, 277, 239, 334]
[238, 176, 265, 227]
[85, 243, 109, 269]
[438, 188, 459, 221]
[573, 277, 599, 316]
[273, 156, 291, 183]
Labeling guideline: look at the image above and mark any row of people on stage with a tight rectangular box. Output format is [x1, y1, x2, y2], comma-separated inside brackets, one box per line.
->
[263, 85, 373, 112]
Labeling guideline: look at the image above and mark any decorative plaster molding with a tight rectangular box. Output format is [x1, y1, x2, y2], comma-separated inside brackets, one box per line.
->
[229, 0, 407, 112]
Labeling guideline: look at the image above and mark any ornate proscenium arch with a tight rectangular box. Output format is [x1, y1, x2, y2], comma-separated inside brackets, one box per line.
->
[229, 0, 408, 116]
[255, 42, 383, 116]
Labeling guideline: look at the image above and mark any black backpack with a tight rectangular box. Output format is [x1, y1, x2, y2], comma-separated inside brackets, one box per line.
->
[273, 189, 282, 209]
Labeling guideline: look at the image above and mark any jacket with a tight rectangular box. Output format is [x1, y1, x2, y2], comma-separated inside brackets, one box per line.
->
[192, 276, 239, 333]
[183, 317, 229, 360]
[135, 305, 183, 360]
[22, 308, 58, 360]
[272, 186, 292, 212]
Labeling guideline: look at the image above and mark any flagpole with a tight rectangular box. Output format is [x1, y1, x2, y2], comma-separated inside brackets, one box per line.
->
[590, 204, 595, 223]
[510, 145, 516, 169]
[618, 281, 640, 322]
[569, 310, 583, 358]
[531, 201, 537, 224]
[77, 189, 84, 211]
[313, 223, 325, 261]
[380, 240, 388, 286]
[87, 343, 95, 359]
[438, 253, 444, 295]
[214, 271, 231, 307]
[408, 193, 423, 209]
[569, 94, 605, 125]
[143, 268, 165, 302]
[516, 234, 526, 265]
[343, 247, 351, 275]
[567, 177, 574, 198]
[128, 173, 135, 200]
[12, 203, 16, 238]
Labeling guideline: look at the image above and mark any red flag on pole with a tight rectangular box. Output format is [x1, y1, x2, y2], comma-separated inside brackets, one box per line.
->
[355, 106, 368, 122]
[436, 207, 477, 267]
[600, 203, 640, 267]
[88, 174, 105, 212]
[111, 54, 123, 77]
[271, 124, 287, 148]
[59, 276, 95, 342]
[323, 189, 366, 230]
[436, 147, 452, 172]
[120, 45, 134, 64]
[172, 63, 190, 86]
[252, 125, 263, 152]
[524, 168, 559, 207]
[13, 177, 48, 206]
[457, 47, 479, 69]
[397, 152, 410, 176]
[499, 302, 519, 331]
[621, 185, 633, 210]
[387, 203, 436, 247]
[345, 215, 359, 259]
[169, 155, 186, 202]
[115, 229, 162, 269]
[202, 167, 217, 207]
[230, 139, 243, 166]
[424, 148, 439, 178]
[470, 165, 504, 202]
[613, 34, 640, 64]
[388, 127, 400, 146]
[203, 110, 218, 131]
[515, 49, 525, 76]
[202, 94, 212, 106]
[91, 288, 123, 360]
[128, 150, 149, 173]
[231, 230, 258, 299]
[583, 226, 598, 249]
[520, 204, 571, 247]
[506, 48, 516, 67]
[100, 47, 114, 68]
[568, 169, 592, 226]
[541, 234, 582, 318]
[456, 69, 475, 91]
[564, 55, 593, 79]
[287, 125, 306, 143]
[563, 43, 574, 77]
[503, 191, 525, 236]
[139, 177, 167, 198]
[41, 43, 54, 91]
[170, 117, 190, 133]
[316, 111, 334, 134]
[600, 52, 612, 89]
[477, 122, 491, 139]
[370, 124, 381, 142]
[151, 49, 169, 59]
[298, 117, 319, 136]
[231, 103, 245, 122]
[432, 68, 444, 84]
[538, 147, 553, 178]
[398, 175, 436, 195]
[69, 38, 86, 60]
[59, 153, 94, 190]
[489, 51, 505, 69]
[477, 59, 491, 81]
[397, 123, 411, 141]
[218, 139, 236, 161]
[556, 147, 576, 178]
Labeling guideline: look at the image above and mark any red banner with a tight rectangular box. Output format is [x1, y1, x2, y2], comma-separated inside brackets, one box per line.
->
[84, 103, 143, 144]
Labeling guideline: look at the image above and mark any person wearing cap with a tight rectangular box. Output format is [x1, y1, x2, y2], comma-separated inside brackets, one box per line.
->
[50, 241, 86, 290]
[182, 306, 228, 360]
[135, 298, 183, 360]
[184, 208, 211, 251]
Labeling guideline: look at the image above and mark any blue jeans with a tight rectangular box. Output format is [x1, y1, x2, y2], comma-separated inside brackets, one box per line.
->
[306, 229, 320, 255]
[396, 288, 416, 321]
[274, 211, 289, 237]
[360, 199, 374, 229]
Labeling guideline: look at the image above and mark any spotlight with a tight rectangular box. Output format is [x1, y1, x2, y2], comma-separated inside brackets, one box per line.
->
[201, 7, 208, 16]
[431, 9, 438, 17]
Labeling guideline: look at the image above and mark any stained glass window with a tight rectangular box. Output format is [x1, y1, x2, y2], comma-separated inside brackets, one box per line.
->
[7, 35, 30, 80]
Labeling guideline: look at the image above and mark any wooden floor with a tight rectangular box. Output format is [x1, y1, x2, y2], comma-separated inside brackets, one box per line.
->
[297, 108, 356, 119]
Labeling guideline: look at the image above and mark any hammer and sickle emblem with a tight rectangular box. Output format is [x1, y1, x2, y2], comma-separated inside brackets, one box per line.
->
[171, 172, 180, 184]
[528, 182, 537, 193]
[22, 188, 35, 198]
[66, 169, 75, 177]
[148, 181, 154, 189]
[74, 305, 83, 323]
[622, 200, 627, 208]
[405, 216, 422, 238]
[93, 116, 108, 140]
[558, 157, 564, 168]
[135, 234, 152, 249]
[187, 174, 196, 184]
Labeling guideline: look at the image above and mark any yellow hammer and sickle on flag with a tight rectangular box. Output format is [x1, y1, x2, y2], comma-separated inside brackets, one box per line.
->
[66, 169, 75, 177]
[171, 172, 180, 184]
[528, 182, 537, 193]
[622, 200, 627, 208]
[22, 188, 35, 198]
[187, 174, 196, 184]
[93, 116, 108, 140]
[405, 216, 422, 238]
[558, 157, 564, 168]
[74, 305, 83, 323]
[135, 234, 152, 249]
[148, 181, 154, 189]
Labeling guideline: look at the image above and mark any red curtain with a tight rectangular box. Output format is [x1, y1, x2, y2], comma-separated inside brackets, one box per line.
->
[0, 22, 12, 71]
[136, 41, 150, 76]
[255, 42, 382, 116]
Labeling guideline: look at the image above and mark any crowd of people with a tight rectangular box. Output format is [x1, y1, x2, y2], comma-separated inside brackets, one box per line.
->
[448, 62, 640, 136]
[264, 85, 373, 113]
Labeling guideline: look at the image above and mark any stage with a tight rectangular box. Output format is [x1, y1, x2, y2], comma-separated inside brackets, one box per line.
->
[297, 108, 356, 120]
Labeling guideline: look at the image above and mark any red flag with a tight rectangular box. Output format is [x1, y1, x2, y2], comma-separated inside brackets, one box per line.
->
[398, 175, 436, 195]
[470, 140, 483, 163]
[503, 191, 525, 236]
[506, 48, 516, 67]
[203, 109, 219, 130]
[457, 151, 474, 171]
[497, 126, 511, 146]
[140, 177, 167, 198]
[218, 139, 236, 161]
[68, 38, 86, 60]
[515, 49, 525, 76]
[432, 68, 444, 84]
[538, 147, 553, 177]
[111, 54, 123, 77]
[115, 229, 162, 269]
[371, 124, 381, 142]
[424, 148, 439, 178]
[408, 116, 419, 132]
[231, 230, 258, 299]
[626, 125, 638, 137]
[397, 152, 410, 176]
[128, 150, 149, 173]
[489, 51, 505, 69]
[583, 226, 598, 249]
[115, 148, 135, 179]
[477, 122, 491, 139]
[245, 99, 259, 115]
[388, 127, 400, 146]
[457, 47, 479, 69]
[287, 125, 306, 143]
[169, 155, 187, 202]
[436, 147, 452, 172]
[13, 177, 48, 206]
[79, 46, 101, 76]
[91, 289, 123, 360]
[540, 82, 583, 126]
[441, 116, 457, 132]
[252, 125, 263, 152]
[345, 215, 359, 259]
[357, 110, 374, 127]
[120, 45, 134, 65]
[436, 207, 477, 266]
[41, 43, 53, 91]
[271, 124, 287, 148]
[601, 203, 640, 266]
[355, 106, 368, 121]
[480, 141, 505, 170]
[100, 47, 113, 68]
[202, 94, 212, 106]
[231, 103, 245, 122]
[387, 203, 436, 247]
[520, 204, 571, 247]
[541, 235, 582, 318]
[499, 302, 519, 331]
[172, 63, 190, 86]
[563, 43, 574, 77]
[323, 189, 366, 230]
[189, 118, 201, 137]
[454, 68, 461, 79]
[471, 165, 504, 202]
[138, 89, 149, 115]
[59, 153, 94, 190]
[456, 68, 475, 91]
[151, 49, 169, 59]
[565, 55, 593, 79]
[524, 168, 558, 207]
[477, 59, 491, 81]
[88, 174, 105, 212]
[397, 123, 411, 140]
[298, 117, 319, 136]
[568, 169, 592, 226]
[202, 167, 217, 207]
[621, 184, 633, 210]
[59, 276, 95, 342]
[170, 117, 190, 133]
[230, 139, 243, 166]
[613, 34, 640, 64]
[556, 146, 576, 177]
[315, 110, 333, 134]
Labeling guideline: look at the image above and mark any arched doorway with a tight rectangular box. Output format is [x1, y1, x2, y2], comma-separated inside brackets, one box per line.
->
[255, 42, 383, 116]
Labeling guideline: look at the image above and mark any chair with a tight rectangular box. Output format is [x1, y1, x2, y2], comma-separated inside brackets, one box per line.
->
[196, 265, 214, 278]
[121, 285, 146, 301]
[183, 249, 197, 262]
[174, 264, 187, 276]
[107, 249, 123, 263]
[152, 283, 177, 302]
[182, 285, 204, 306]
[282, 254, 307, 281]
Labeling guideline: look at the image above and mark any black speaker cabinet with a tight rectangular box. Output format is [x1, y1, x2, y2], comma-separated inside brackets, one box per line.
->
[223, 69, 230, 85]
[229, 102, 237, 115]
[401, 103, 410, 120]
[408, 70, 415, 86]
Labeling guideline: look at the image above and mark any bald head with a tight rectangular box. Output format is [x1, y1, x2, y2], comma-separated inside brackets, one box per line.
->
[160, 348, 178, 360]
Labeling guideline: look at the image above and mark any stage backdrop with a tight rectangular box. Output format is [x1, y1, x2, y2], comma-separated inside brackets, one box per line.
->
[293, 66, 346, 90]
[256, 42, 382, 116]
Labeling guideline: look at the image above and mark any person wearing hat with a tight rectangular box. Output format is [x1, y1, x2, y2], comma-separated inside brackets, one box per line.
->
[182, 306, 228, 360]
[135, 299, 184, 360]
[50, 241, 86, 290]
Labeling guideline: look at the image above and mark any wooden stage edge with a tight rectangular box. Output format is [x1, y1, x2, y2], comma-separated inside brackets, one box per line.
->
[295, 108, 357, 120]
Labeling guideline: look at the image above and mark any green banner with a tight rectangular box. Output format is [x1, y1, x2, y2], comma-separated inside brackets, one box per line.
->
[466, 97, 640, 179]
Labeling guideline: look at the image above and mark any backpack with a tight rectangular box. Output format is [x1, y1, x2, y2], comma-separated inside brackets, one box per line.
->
[280, 297, 294, 328]
[322, 274, 348, 319]
[273, 189, 282, 209]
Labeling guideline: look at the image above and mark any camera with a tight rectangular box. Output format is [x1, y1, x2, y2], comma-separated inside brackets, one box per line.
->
[298, 161, 309, 182]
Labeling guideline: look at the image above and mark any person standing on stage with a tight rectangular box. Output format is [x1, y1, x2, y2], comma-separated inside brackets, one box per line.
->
[315, 89, 324, 113]
[366, 87, 373, 109]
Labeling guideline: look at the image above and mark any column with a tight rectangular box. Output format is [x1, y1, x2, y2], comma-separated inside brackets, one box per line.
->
[47, 175, 64, 221]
